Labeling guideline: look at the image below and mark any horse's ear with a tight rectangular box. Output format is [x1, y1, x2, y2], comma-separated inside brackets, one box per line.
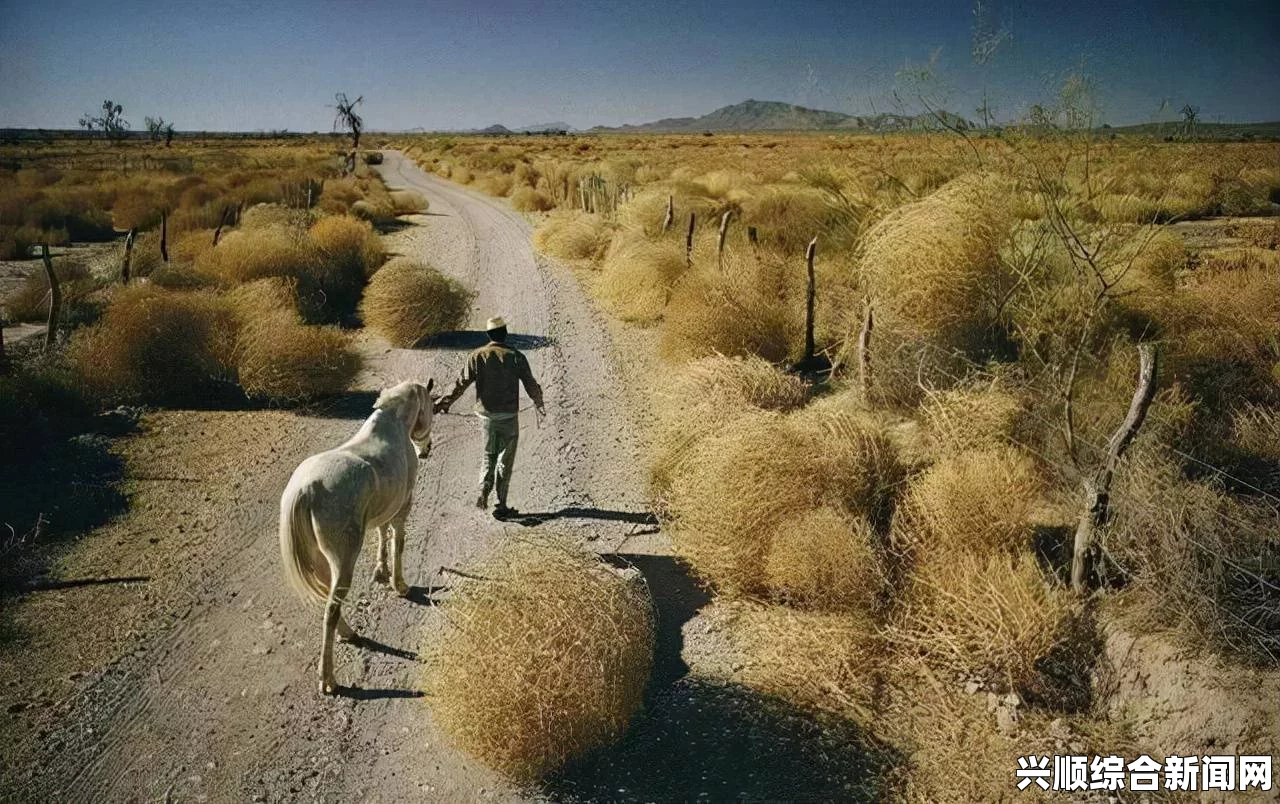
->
[426, 377, 435, 393]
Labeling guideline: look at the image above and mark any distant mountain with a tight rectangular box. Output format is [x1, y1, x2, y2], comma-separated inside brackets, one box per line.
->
[591, 99, 972, 133]
[515, 121, 575, 133]
[476, 123, 514, 135]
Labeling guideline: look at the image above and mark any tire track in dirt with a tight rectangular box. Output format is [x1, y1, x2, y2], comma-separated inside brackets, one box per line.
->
[15, 152, 657, 802]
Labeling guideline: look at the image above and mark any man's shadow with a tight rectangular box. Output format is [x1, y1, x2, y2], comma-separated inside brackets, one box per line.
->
[506, 507, 659, 531]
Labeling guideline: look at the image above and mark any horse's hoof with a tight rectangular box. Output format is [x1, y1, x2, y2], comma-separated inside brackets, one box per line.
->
[394, 581, 410, 598]
[320, 679, 337, 696]
[372, 566, 390, 584]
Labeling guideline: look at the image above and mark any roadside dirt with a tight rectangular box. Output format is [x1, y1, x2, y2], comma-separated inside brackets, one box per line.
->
[1, 152, 662, 802]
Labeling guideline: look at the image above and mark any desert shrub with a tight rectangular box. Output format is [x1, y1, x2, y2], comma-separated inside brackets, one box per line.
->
[5, 259, 96, 323]
[451, 166, 473, 185]
[532, 211, 611, 262]
[423, 533, 655, 782]
[650, 355, 809, 494]
[194, 225, 314, 285]
[764, 506, 885, 612]
[898, 551, 1085, 697]
[473, 174, 514, 197]
[0, 224, 52, 260]
[0, 365, 94, 456]
[1106, 446, 1280, 664]
[234, 309, 359, 401]
[170, 228, 216, 265]
[894, 446, 1045, 558]
[195, 222, 368, 323]
[147, 264, 218, 290]
[67, 286, 238, 405]
[666, 409, 900, 596]
[309, 215, 383, 279]
[599, 232, 687, 323]
[659, 251, 796, 363]
[740, 185, 855, 253]
[920, 386, 1032, 457]
[510, 186, 554, 212]
[714, 600, 885, 716]
[240, 203, 309, 230]
[359, 257, 473, 346]
[854, 175, 1015, 356]
[389, 190, 429, 215]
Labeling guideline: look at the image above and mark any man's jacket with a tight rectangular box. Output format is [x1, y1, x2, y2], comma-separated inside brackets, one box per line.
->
[441, 342, 544, 415]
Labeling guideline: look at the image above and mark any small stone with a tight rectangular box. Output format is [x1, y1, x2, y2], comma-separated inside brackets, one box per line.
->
[985, 692, 1000, 712]
[996, 706, 1018, 734]
[963, 680, 981, 695]
[1003, 692, 1021, 708]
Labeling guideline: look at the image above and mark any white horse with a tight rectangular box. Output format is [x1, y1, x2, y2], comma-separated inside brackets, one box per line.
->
[279, 379, 434, 695]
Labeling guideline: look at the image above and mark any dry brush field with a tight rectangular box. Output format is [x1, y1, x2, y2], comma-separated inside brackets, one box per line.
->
[396, 130, 1280, 799]
[2, 129, 1278, 800]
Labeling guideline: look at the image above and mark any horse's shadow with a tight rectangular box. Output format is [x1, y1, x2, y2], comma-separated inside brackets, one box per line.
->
[401, 584, 446, 607]
[345, 633, 418, 661]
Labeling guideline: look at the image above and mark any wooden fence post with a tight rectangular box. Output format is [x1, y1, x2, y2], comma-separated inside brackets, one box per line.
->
[803, 237, 818, 362]
[1070, 343, 1159, 593]
[661, 195, 674, 233]
[685, 211, 696, 268]
[121, 228, 137, 284]
[717, 210, 732, 268]
[857, 299, 874, 398]
[42, 244, 61, 350]
[213, 205, 232, 246]
[160, 210, 169, 263]
[0, 317, 7, 375]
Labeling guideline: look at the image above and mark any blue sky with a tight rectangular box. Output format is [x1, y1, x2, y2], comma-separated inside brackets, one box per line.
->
[1, 0, 1277, 130]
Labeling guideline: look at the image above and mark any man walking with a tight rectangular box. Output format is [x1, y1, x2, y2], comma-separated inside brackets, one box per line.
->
[435, 317, 545, 519]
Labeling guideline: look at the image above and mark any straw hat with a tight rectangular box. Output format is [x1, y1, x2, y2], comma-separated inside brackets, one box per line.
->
[485, 316, 506, 331]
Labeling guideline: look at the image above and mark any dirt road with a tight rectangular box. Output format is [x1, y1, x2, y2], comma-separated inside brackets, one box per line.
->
[4, 151, 660, 802]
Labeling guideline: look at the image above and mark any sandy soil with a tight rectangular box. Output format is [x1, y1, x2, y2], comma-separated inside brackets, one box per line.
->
[1, 152, 664, 802]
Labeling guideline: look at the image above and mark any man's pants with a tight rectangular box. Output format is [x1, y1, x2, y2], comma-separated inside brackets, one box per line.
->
[479, 415, 519, 506]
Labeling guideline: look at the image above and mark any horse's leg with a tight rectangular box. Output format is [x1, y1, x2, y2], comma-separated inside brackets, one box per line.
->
[390, 504, 412, 597]
[372, 525, 391, 585]
[319, 545, 357, 696]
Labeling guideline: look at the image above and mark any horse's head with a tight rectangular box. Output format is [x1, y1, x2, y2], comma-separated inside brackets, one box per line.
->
[410, 379, 435, 451]
[374, 379, 435, 457]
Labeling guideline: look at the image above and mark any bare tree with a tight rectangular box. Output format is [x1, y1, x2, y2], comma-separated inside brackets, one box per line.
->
[332, 93, 364, 150]
[1179, 103, 1199, 140]
[79, 100, 130, 142]
[145, 116, 167, 142]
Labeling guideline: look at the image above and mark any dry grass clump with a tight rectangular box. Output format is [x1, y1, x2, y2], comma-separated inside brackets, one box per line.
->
[920, 385, 1032, 457]
[764, 507, 885, 612]
[232, 287, 360, 402]
[854, 174, 1015, 355]
[510, 186, 554, 212]
[719, 601, 886, 716]
[666, 409, 900, 598]
[658, 251, 796, 364]
[359, 257, 473, 346]
[423, 533, 655, 782]
[598, 233, 687, 323]
[650, 355, 809, 494]
[473, 174, 514, 198]
[194, 224, 313, 285]
[67, 285, 238, 405]
[5, 259, 98, 323]
[898, 551, 1084, 695]
[895, 446, 1044, 558]
[239, 203, 309, 230]
[740, 185, 853, 253]
[389, 190, 429, 214]
[1106, 447, 1280, 664]
[532, 211, 611, 262]
[308, 215, 384, 278]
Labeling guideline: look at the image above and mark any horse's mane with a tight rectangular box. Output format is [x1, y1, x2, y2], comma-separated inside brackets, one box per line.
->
[373, 381, 420, 417]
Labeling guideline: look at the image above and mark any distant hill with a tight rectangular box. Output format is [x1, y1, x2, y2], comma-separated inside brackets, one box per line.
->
[591, 99, 972, 133]
[476, 124, 514, 135]
[1104, 120, 1280, 140]
[515, 121, 574, 133]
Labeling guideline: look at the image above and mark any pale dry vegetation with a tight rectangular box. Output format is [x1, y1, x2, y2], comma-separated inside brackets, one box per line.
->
[423, 533, 655, 782]
[399, 126, 1280, 797]
[358, 256, 473, 347]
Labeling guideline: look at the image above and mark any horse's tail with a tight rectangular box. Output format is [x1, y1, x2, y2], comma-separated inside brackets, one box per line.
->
[279, 480, 330, 605]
